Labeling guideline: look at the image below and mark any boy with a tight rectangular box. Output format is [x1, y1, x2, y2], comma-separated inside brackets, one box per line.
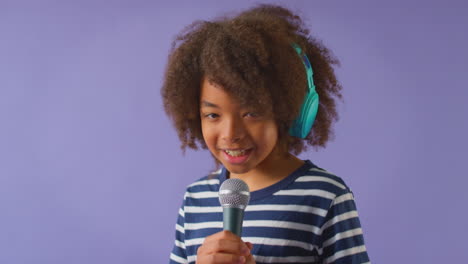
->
[162, 4, 370, 264]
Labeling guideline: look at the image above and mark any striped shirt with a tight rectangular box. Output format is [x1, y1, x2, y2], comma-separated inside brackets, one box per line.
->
[169, 160, 370, 264]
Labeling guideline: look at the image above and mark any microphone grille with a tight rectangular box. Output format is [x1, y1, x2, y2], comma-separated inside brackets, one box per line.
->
[219, 178, 250, 209]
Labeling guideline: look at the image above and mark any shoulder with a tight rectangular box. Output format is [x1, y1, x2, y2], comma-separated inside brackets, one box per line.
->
[302, 164, 350, 189]
[183, 168, 223, 200]
[186, 168, 222, 189]
[292, 161, 354, 199]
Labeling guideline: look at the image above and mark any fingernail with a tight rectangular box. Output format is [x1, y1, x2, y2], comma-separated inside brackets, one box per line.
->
[241, 245, 250, 255]
[238, 256, 246, 264]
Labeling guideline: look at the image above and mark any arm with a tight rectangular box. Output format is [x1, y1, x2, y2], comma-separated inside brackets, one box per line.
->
[170, 201, 188, 264]
[319, 190, 370, 264]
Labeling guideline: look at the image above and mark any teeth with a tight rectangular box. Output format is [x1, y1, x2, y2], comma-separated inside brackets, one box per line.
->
[225, 149, 246, 157]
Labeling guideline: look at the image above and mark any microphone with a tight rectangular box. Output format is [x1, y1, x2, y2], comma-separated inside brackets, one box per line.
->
[218, 178, 250, 236]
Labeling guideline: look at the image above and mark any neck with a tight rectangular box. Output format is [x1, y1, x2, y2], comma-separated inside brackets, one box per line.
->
[230, 151, 304, 192]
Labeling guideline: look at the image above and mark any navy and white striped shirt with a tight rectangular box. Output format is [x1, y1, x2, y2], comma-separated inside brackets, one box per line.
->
[170, 160, 370, 264]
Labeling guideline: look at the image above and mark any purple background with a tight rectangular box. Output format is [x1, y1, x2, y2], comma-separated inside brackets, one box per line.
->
[1, 0, 467, 263]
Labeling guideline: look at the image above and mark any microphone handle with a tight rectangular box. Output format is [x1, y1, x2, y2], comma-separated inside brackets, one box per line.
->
[223, 207, 244, 236]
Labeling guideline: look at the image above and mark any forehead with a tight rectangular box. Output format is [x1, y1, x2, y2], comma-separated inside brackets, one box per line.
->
[200, 79, 236, 103]
[200, 78, 267, 112]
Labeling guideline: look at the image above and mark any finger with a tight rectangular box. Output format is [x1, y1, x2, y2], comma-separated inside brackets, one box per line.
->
[201, 230, 250, 255]
[198, 238, 250, 256]
[245, 254, 256, 264]
[196, 253, 246, 264]
[205, 230, 243, 243]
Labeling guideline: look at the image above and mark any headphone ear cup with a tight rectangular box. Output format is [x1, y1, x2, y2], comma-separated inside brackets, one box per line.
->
[303, 92, 319, 136]
[289, 91, 319, 138]
[298, 92, 319, 138]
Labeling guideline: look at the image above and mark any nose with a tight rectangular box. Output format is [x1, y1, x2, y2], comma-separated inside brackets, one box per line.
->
[221, 116, 246, 143]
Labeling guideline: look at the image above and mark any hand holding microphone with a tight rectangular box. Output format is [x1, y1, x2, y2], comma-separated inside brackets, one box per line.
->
[196, 178, 255, 264]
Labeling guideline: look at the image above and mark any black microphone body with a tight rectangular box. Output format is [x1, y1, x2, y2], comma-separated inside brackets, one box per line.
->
[218, 178, 250, 237]
[223, 207, 244, 236]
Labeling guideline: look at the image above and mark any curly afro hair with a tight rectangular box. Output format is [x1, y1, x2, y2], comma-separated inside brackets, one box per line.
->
[161, 4, 343, 155]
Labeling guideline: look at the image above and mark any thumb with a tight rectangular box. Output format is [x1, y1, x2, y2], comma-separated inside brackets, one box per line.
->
[245, 242, 253, 250]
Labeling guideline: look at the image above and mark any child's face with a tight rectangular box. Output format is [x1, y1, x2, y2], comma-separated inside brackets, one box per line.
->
[200, 78, 280, 175]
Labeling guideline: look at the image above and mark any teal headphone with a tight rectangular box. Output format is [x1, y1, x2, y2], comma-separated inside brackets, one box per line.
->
[289, 43, 319, 138]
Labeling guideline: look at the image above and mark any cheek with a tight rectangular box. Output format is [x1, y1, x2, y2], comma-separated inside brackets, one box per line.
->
[266, 124, 279, 138]
[254, 122, 279, 148]
[201, 123, 216, 148]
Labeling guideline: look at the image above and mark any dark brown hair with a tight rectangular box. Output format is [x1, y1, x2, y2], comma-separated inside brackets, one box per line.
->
[161, 4, 342, 155]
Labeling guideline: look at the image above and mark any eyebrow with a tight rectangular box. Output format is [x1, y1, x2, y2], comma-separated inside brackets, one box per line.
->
[200, 100, 219, 108]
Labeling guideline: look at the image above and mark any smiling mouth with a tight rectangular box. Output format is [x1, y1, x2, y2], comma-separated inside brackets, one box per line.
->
[221, 148, 253, 165]
[224, 149, 248, 157]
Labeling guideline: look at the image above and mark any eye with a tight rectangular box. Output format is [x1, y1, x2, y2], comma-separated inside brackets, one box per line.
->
[203, 113, 219, 119]
[244, 112, 260, 118]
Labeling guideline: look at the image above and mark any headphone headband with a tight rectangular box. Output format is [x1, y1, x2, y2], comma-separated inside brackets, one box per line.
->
[289, 43, 320, 139]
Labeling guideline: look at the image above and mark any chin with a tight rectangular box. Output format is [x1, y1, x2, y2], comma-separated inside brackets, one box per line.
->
[222, 163, 253, 175]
